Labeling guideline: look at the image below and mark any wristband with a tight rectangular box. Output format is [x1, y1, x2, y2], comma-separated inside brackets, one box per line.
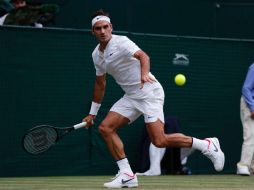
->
[89, 101, 101, 115]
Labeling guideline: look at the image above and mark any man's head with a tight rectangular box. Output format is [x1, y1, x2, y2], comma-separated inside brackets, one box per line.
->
[11, 0, 26, 9]
[91, 9, 112, 44]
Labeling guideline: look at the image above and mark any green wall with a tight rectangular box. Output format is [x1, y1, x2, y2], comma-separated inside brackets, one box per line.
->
[3, 0, 254, 39]
[1, 26, 254, 176]
[31, 0, 254, 39]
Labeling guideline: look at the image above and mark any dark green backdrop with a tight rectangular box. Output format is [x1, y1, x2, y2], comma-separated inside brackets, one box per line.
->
[1, 26, 254, 176]
[24, 0, 254, 39]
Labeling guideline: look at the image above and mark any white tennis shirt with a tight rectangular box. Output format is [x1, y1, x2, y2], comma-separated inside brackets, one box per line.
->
[92, 34, 160, 98]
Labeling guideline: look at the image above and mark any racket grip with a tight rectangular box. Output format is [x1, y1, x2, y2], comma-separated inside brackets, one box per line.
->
[73, 122, 87, 130]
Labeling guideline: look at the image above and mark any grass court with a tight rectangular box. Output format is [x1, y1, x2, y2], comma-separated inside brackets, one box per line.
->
[0, 175, 253, 190]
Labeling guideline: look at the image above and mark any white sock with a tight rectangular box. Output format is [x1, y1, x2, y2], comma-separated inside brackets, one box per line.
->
[192, 138, 209, 152]
[117, 158, 133, 175]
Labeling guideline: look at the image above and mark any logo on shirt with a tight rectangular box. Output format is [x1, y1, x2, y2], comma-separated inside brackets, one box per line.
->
[109, 52, 117, 56]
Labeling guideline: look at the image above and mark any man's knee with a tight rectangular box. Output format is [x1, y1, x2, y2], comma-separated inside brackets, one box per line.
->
[98, 123, 113, 136]
[151, 136, 167, 148]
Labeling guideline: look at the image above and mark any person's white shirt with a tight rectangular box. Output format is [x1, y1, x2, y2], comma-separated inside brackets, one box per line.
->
[92, 34, 140, 90]
[92, 34, 158, 98]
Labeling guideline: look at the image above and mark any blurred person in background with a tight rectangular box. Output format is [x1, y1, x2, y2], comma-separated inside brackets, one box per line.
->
[0, 0, 58, 27]
[237, 63, 254, 176]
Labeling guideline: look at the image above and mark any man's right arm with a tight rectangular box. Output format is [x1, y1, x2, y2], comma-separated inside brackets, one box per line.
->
[83, 74, 106, 126]
[92, 74, 106, 103]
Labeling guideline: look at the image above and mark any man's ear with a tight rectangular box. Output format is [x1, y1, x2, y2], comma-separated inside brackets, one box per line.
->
[91, 28, 94, 35]
[110, 23, 113, 32]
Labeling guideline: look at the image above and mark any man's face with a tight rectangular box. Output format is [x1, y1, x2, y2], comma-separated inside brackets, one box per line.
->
[92, 21, 112, 43]
[13, 0, 26, 8]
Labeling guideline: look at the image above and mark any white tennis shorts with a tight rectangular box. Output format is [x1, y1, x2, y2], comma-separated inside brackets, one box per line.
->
[110, 82, 165, 124]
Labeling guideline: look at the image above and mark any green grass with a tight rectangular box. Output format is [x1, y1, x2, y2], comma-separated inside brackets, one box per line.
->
[0, 175, 253, 190]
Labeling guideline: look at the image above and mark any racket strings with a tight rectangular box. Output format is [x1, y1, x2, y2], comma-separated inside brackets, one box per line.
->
[23, 126, 58, 154]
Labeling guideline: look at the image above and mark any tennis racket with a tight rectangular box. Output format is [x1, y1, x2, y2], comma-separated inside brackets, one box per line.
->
[22, 122, 87, 155]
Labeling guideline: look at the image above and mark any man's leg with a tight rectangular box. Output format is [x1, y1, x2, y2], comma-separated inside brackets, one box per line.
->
[145, 119, 225, 172]
[99, 111, 138, 188]
[145, 120, 192, 148]
[99, 111, 129, 160]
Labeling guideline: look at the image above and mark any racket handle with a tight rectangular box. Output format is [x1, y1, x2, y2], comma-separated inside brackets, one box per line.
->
[73, 122, 87, 130]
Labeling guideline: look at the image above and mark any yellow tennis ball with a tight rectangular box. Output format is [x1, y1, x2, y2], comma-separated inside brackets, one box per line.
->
[174, 74, 186, 86]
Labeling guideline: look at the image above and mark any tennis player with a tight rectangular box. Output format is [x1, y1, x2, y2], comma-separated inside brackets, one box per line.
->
[83, 9, 225, 188]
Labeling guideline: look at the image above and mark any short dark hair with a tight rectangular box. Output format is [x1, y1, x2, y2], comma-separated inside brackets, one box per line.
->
[91, 9, 109, 20]
[10, 0, 26, 2]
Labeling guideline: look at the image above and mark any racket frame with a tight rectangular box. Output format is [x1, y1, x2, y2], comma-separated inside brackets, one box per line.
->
[22, 122, 87, 155]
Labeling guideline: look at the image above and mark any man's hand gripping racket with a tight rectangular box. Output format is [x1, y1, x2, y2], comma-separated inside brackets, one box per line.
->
[82, 114, 95, 128]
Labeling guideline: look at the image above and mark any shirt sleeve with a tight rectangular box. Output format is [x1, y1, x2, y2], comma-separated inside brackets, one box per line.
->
[120, 36, 141, 56]
[92, 48, 106, 76]
[242, 63, 254, 112]
[94, 63, 105, 76]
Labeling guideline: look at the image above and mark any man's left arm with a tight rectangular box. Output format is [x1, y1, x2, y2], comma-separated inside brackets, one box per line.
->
[134, 50, 156, 88]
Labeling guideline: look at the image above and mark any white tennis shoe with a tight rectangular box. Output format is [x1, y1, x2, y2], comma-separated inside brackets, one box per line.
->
[237, 164, 250, 176]
[202, 137, 225, 172]
[136, 170, 161, 176]
[103, 172, 138, 188]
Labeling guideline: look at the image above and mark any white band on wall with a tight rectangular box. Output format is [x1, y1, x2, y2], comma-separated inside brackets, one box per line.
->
[91, 15, 111, 27]
[89, 101, 101, 115]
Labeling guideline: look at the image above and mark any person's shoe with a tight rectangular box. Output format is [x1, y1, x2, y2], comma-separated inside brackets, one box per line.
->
[202, 137, 225, 172]
[103, 172, 138, 188]
[136, 169, 161, 176]
[237, 164, 250, 176]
